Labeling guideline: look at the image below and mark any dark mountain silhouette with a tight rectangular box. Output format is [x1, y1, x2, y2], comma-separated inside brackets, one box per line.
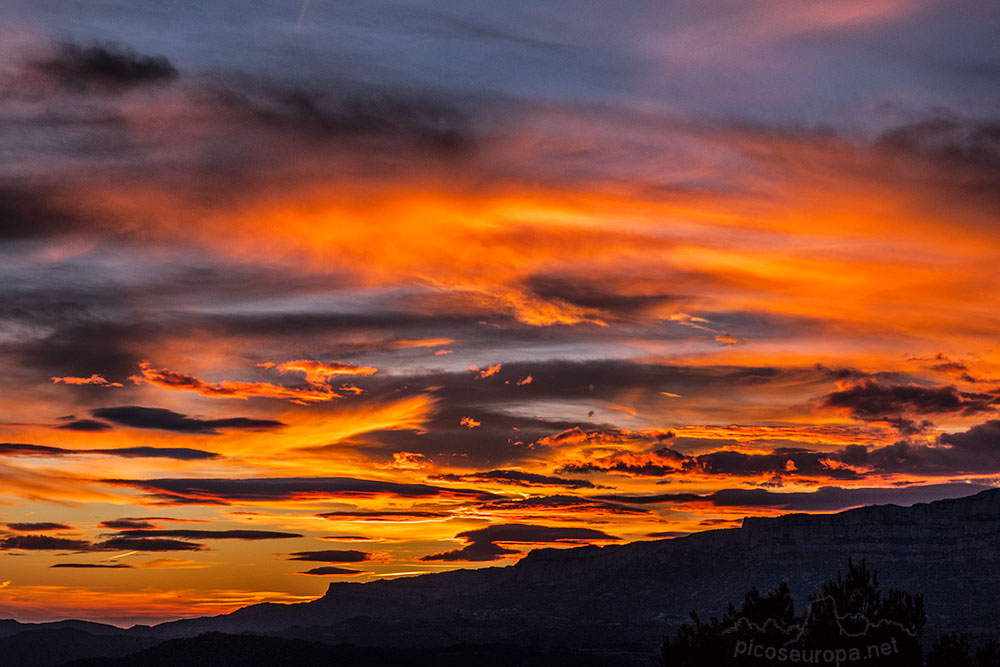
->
[3, 487, 1000, 666]
[0, 625, 157, 667]
[144, 487, 1000, 642]
[62, 632, 633, 667]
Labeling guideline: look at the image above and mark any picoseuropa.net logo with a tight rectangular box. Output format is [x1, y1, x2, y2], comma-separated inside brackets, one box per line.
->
[723, 594, 918, 666]
[733, 637, 901, 665]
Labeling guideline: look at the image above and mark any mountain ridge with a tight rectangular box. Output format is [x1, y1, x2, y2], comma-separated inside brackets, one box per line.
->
[135, 486, 1000, 646]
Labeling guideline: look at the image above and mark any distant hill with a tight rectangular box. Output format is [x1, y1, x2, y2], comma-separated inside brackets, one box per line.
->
[3, 487, 1000, 666]
[62, 632, 637, 667]
[0, 625, 156, 667]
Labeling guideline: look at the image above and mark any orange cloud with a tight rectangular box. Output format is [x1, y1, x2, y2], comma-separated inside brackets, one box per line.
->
[460, 417, 481, 429]
[0, 461, 120, 506]
[533, 427, 590, 448]
[664, 313, 713, 332]
[473, 363, 502, 379]
[130, 361, 371, 403]
[391, 338, 454, 349]
[258, 360, 377, 385]
[379, 452, 430, 470]
[715, 332, 743, 345]
[51, 375, 123, 387]
[671, 424, 892, 449]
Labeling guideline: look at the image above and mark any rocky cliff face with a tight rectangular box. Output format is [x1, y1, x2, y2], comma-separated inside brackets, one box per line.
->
[741, 488, 1000, 555]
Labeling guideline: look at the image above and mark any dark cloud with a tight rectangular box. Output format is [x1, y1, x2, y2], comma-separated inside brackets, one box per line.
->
[104, 476, 501, 505]
[54, 419, 114, 432]
[430, 469, 598, 489]
[187, 309, 477, 345]
[3, 532, 219, 553]
[99, 519, 156, 529]
[523, 274, 679, 321]
[219, 85, 473, 152]
[939, 420, 1000, 451]
[819, 420, 996, 477]
[5, 522, 72, 531]
[96, 537, 204, 552]
[689, 449, 864, 481]
[595, 493, 703, 504]
[89, 447, 220, 460]
[287, 550, 370, 563]
[16, 319, 152, 382]
[558, 446, 687, 477]
[297, 566, 364, 576]
[0, 186, 84, 241]
[0, 535, 92, 551]
[50, 562, 132, 569]
[0, 443, 64, 457]
[878, 112, 1000, 172]
[820, 380, 998, 424]
[0, 442, 219, 461]
[910, 353, 972, 377]
[91, 406, 285, 435]
[702, 484, 987, 511]
[419, 523, 618, 562]
[35, 41, 178, 91]
[477, 495, 649, 516]
[106, 529, 301, 541]
[420, 540, 519, 562]
[113, 516, 204, 523]
[754, 111, 1000, 231]
[601, 482, 988, 512]
[835, 420, 1000, 476]
[316, 510, 450, 521]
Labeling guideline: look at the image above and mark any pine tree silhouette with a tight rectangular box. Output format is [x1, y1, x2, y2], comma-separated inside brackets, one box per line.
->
[661, 558, 925, 666]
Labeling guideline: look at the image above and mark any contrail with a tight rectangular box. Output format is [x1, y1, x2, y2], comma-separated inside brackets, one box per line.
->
[296, 0, 312, 30]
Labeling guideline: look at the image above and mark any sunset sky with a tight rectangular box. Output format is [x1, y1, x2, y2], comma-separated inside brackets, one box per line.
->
[2, 0, 999, 626]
